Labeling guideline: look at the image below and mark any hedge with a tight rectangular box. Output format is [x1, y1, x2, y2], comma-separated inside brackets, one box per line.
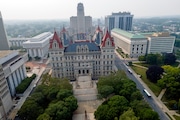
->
[16, 74, 36, 94]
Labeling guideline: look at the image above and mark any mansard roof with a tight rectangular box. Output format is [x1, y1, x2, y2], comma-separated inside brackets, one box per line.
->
[101, 30, 115, 47]
[49, 31, 63, 49]
[64, 41, 100, 52]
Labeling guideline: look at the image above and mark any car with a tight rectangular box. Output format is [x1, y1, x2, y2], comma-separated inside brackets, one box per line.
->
[127, 68, 132, 74]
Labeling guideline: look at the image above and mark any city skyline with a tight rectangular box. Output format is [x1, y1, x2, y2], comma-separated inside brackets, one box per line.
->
[0, 0, 180, 20]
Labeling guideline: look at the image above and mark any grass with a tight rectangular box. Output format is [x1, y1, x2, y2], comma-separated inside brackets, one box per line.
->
[134, 61, 179, 68]
[173, 115, 180, 120]
[133, 62, 150, 68]
[131, 65, 161, 96]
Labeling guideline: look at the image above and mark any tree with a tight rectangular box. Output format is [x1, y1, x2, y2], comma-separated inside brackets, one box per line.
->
[47, 86, 60, 101]
[138, 108, 159, 120]
[138, 55, 146, 61]
[119, 80, 137, 100]
[98, 85, 114, 98]
[45, 101, 71, 120]
[56, 89, 73, 100]
[146, 65, 164, 83]
[108, 95, 129, 115]
[163, 53, 176, 65]
[64, 96, 78, 112]
[37, 113, 51, 120]
[130, 91, 143, 102]
[18, 99, 44, 120]
[94, 105, 109, 120]
[119, 109, 139, 120]
[146, 54, 163, 65]
[157, 65, 180, 100]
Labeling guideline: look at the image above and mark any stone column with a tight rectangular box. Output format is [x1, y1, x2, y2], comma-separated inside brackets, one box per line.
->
[12, 72, 18, 87]
[19, 67, 24, 80]
[16, 69, 21, 84]
[22, 65, 27, 78]
[7, 74, 16, 96]
[38, 48, 42, 57]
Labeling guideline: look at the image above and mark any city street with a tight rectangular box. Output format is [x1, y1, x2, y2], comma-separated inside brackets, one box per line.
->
[115, 54, 170, 120]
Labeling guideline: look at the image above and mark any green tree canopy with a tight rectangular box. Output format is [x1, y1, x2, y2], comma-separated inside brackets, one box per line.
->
[158, 65, 180, 100]
[119, 109, 139, 120]
[146, 65, 164, 83]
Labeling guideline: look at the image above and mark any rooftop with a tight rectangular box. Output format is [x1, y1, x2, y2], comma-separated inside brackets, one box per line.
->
[64, 41, 100, 52]
[111, 28, 146, 39]
[0, 50, 14, 59]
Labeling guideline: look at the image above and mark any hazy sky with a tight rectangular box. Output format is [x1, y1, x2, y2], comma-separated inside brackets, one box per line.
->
[0, 0, 180, 20]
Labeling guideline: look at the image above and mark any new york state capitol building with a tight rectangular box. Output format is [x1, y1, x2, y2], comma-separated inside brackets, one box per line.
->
[49, 3, 115, 80]
[49, 27, 115, 80]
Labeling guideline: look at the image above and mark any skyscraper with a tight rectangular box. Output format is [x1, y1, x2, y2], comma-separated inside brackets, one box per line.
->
[0, 12, 9, 50]
[105, 12, 133, 31]
[70, 3, 93, 37]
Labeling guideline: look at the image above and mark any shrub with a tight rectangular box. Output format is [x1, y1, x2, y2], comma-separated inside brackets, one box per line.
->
[16, 74, 36, 94]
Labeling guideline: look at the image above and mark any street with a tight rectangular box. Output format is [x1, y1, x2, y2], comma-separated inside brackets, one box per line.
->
[115, 55, 169, 120]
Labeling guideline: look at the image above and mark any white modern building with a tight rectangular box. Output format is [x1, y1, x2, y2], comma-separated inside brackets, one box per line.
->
[9, 38, 29, 48]
[0, 50, 28, 119]
[70, 3, 93, 38]
[111, 28, 147, 58]
[105, 12, 133, 32]
[23, 32, 53, 58]
[0, 11, 9, 50]
[111, 28, 175, 58]
[147, 32, 175, 54]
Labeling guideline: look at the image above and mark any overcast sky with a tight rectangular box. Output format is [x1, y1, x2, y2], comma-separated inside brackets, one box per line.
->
[0, 0, 180, 20]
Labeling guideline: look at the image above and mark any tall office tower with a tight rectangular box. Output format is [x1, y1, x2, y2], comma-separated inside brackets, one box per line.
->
[0, 12, 9, 50]
[70, 3, 93, 38]
[105, 12, 133, 31]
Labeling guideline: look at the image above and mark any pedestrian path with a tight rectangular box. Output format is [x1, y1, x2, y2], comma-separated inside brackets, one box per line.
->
[72, 76, 103, 120]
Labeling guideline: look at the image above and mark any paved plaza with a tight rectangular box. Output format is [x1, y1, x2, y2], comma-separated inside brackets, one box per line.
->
[72, 76, 103, 120]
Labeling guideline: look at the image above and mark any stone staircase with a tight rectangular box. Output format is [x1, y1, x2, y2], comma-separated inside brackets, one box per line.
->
[73, 76, 98, 101]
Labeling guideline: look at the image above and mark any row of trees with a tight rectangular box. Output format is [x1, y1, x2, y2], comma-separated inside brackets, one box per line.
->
[139, 53, 176, 65]
[18, 74, 78, 120]
[95, 71, 159, 120]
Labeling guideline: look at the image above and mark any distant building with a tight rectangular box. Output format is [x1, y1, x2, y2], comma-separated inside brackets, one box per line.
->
[105, 12, 133, 31]
[147, 32, 175, 54]
[69, 3, 93, 38]
[9, 38, 29, 48]
[111, 28, 147, 58]
[23, 32, 53, 58]
[111, 28, 175, 58]
[49, 27, 115, 80]
[0, 50, 28, 119]
[0, 12, 10, 50]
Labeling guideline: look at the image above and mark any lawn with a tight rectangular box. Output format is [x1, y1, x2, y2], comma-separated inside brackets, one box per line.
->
[131, 65, 161, 96]
[173, 115, 180, 120]
[133, 62, 179, 68]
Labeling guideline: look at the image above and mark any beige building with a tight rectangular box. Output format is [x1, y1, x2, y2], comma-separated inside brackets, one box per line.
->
[111, 28, 175, 58]
[49, 27, 115, 80]
[70, 3, 93, 38]
[111, 28, 147, 58]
